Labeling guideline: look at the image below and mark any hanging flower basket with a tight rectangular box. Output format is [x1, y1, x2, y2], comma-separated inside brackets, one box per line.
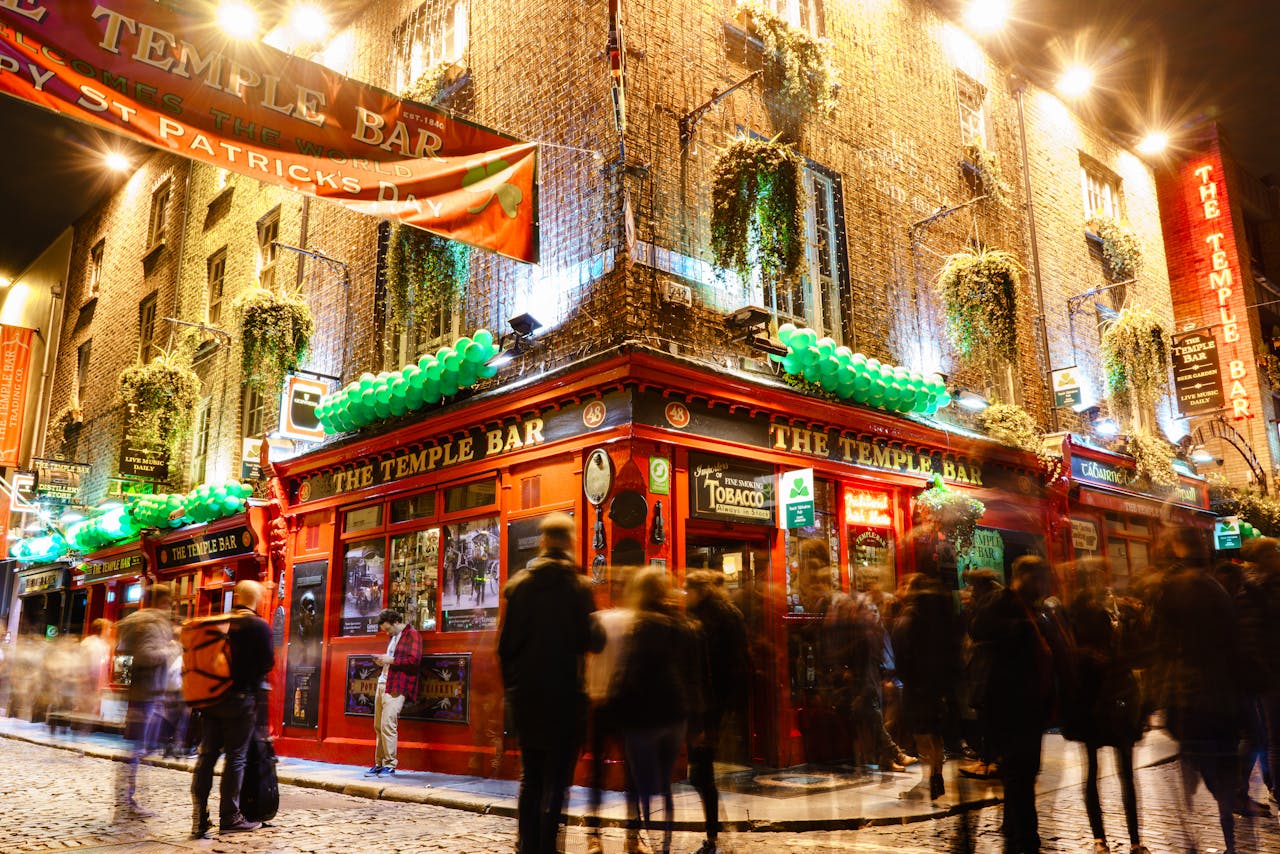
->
[1125, 429, 1178, 489]
[1100, 306, 1170, 416]
[736, 1, 839, 120]
[236, 287, 315, 393]
[937, 247, 1022, 365]
[916, 475, 985, 553]
[711, 138, 806, 289]
[51, 405, 84, 443]
[118, 352, 201, 450]
[1085, 215, 1143, 281]
[385, 222, 469, 331]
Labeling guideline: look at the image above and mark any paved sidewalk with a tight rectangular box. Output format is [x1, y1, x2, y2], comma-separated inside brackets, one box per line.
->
[0, 716, 1178, 831]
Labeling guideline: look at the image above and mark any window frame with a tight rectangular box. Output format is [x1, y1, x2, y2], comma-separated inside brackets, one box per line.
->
[801, 165, 848, 345]
[190, 397, 212, 485]
[87, 239, 105, 300]
[392, 0, 471, 94]
[955, 71, 987, 147]
[257, 208, 281, 290]
[207, 249, 227, 326]
[763, 0, 824, 34]
[242, 383, 267, 441]
[147, 180, 171, 250]
[76, 340, 92, 403]
[1080, 158, 1123, 222]
[138, 293, 159, 363]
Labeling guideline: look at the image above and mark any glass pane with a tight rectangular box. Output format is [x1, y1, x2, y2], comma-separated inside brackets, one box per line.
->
[343, 504, 383, 534]
[785, 480, 840, 614]
[1104, 512, 1124, 532]
[441, 516, 500, 631]
[391, 492, 437, 524]
[388, 528, 440, 632]
[1106, 539, 1129, 588]
[1125, 540, 1149, 592]
[848, 527, 895, 597]
[340, 538, 386, 636]
[444, 478, 497, 514]
[1127, 516, 1148, 536]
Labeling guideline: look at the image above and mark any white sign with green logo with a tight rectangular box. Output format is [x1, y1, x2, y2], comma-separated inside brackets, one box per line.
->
[1214, 515, 1242, 550]
[780, 468, 815, 529]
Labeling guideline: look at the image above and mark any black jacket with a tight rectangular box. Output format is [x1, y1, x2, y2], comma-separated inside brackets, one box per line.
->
[228, 605, 275, 692]
[687, 595, 749, 719]
[497, 552, 599, 747]
[608, 609, 701, 731]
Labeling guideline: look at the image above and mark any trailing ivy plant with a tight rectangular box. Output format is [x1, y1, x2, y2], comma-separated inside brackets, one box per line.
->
[1125, 429, 1179, 489]
[937, 247, 1022, 365]
[1100, 306, 1170, 422]
[401, 60, 456, 107]
[711, 138, 807, 289]
[964, 142, 1010, 207]
[736, 0, 839, 120]
[977, 402, 1039, 451]
[236, 287, 315, 393]
[118, 351, 200, 450]
[916, 475, 985, 553]
[385, 222, 469, 333]
[1085, 215, 1143, 281]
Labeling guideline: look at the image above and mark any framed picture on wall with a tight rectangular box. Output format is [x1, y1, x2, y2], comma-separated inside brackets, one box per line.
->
[441, 516, 500, 632]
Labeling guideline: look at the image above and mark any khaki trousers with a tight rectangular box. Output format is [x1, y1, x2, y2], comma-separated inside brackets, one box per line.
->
[374, 686, 406, 768]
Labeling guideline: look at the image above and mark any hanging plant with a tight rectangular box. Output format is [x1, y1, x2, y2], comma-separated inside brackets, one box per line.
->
[937, 247, 1022, 365]
[236, 287, 315, 393]
[1125, 429, 1178, 489]
[1085, 215, 1143, 281]
[118, 352, 200, 449]
[51, 405, 84, 443]
[1100, 306, 1170, 416]
[977, 403, 1039, 451]
[1258, 350, 1280, 388]
[385, 222, 469, 332]
[1212, 484, 1280, 537]
[916, 475, 985, 553]
[711, 138, 806, 289]
[963, 142, 1010, 207]
[737, 0, 839, 120]
[401, 60, 457, 107]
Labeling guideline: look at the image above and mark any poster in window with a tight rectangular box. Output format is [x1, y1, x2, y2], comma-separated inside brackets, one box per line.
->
[441, 516, 500, 632]
[340, 538, 385, 636]
[346, 652, 471, 724]
[285, 558, 327, 728]
[956, 527, 1006, 587]
[505, 513, 572, 581]
[388, 528, 440, 632]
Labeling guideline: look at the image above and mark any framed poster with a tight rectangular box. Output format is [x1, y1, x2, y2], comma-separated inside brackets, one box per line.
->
[441, 516, 500, 632]
[285, 559, 327, 728]
[340, 538, 385, 636]
[388, 527, 440, 632]
[345, 654, 380, 716]
[345, 652, 471, 725]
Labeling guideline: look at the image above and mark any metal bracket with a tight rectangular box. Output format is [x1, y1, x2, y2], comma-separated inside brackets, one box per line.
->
[677, 71, 761, 147]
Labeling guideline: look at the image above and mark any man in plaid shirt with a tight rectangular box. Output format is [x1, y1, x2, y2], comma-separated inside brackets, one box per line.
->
[365, 609, 421, 776]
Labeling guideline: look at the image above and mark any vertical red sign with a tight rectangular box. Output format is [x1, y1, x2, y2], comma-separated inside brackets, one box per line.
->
[0, 325, 34, 467]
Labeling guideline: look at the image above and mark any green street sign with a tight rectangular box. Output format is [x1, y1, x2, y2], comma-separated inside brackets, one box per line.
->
[649, 456, 670, 495]
[781, 468, 815, 529]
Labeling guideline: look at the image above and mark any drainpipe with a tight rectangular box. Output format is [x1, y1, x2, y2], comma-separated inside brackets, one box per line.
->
[31, 256, 69, 461]
[1014, 77, 1058, 432]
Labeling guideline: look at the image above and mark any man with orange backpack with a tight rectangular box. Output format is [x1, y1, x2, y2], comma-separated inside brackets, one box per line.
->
[189, 580, 274, 839]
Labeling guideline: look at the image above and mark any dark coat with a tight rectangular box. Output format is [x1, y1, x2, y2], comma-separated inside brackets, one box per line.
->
[687, 595, 749, 722]
[497, 551, 598, 748]
[969, 588, 1055, 733]
[608, 610, 701, 732]
[1060, 594, 1142, 746]
[891, 590, 962, 733]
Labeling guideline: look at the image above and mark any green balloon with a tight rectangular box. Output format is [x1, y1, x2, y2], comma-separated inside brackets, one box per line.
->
[473, 328, 495, 347]
[777, 323, 797, 345]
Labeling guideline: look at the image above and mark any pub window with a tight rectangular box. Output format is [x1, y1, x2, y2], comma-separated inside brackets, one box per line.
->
[190, 398, 212, 485]
[87, 239, 105, 300]
[138, 293, 159, 363]
[76, 340, 92, 402]
[343, 503, 384, 534]
[1081, 156, 1122, 222]
[242, 383, 266, 441]
[443, 476, 497, 514]
[391, 491, 437, 524]
[257, 208, 281, 290]
[388, 527, 440, 632]
[956, 71, 987, 147]
[440, 514, 500, 631]
[392, 0, 470, 94]
[207, 249, 227, 325]
[148, 180, 171, 249]
[784, 478, 841, 614]
[340, 537, 386, 635]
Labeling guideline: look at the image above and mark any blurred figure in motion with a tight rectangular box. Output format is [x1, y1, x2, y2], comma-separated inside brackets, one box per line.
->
[970, 555, 1063, 854]
[892, 572, 962, 800]
[608, 567, 700, 854]
[1060, 559, 1149, 854]
[498, 513, 600, 854]
[684, 569, 749, 854]
[959, 568, 1004, 779]
[1239, 537, 1280, 809]
[1147, 524, 1242, 854]
[79, 619, 113, 718]
[114, 583, 174, 821]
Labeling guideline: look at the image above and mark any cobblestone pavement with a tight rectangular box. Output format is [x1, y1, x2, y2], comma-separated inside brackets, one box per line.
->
[2, 738, 1277, 853]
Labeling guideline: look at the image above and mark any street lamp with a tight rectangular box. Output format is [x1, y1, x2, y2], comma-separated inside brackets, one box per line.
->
[289, 4, 330, 42]
[1136, 131, 1169, 155]
[217, 2, 259, 39]
[964, 0, 1011, 35]
[104, 152, 130, 172]
[1057, 64, 1094, 98]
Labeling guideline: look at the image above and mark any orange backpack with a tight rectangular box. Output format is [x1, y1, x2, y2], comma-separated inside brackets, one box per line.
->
[180, 613, 243, 708]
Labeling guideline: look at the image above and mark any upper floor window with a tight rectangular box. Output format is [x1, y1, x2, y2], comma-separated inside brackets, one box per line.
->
[138, 293, 159, 363]
[242, 383, 267, 440]
[1081, 158, 1122, 221]
[207, 249, 227, 325]
[393, 0, 470, 93]
[763, 0, 824, 33]
[87, 239, 105, 300]
[380, 222, 467, 363]
[190, 398, 212, 485]
[76, 340, 92, 402]
[956, 71, 986, 147]
[148, 180, 171, 249]
[258, 209, 281, 290]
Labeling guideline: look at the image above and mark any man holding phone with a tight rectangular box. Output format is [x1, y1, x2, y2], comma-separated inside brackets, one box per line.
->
[365, 609, 421, 777]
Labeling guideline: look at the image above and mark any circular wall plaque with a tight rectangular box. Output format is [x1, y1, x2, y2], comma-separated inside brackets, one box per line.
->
[584, 449, 613, 506]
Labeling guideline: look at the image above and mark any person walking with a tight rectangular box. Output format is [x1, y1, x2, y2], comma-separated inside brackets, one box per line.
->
[1060, 560, 1149, 854]
[609, 567, 700, 854]
[191, 580, 275, 839]
[114, 583, 174, 821]
[365, 608, 422, 777]
[970, 555, 1062, 854]
[1240, 537, 1280, 807]
[684, 569, 749, 854]
[498, 513, 600, 854]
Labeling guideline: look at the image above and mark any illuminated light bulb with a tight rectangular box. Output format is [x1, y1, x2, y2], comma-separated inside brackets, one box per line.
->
[965, 0, 1011, 35]
[290, 4, 329, 42]
[1137, 131, 1169, 155]
[218, 2, 259, 39]
[104, 152, 130, 172]
[1057, 65, 1094, 98]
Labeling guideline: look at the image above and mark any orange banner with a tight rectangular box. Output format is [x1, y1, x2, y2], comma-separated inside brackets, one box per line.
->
[0, 1, 538, 261]
[0, 324, 34, 468]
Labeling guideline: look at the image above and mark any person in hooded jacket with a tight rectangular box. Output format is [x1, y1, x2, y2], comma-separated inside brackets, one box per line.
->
[498, 513, 600, 854]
